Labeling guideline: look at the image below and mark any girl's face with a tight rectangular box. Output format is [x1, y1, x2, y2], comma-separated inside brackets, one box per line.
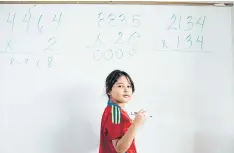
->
[108, 75, 133, 104]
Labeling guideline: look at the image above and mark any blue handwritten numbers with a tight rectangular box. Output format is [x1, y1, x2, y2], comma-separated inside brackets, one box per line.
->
[52, 12, 62, 29]
[162, 14, 206, 51]
[5, 39, 12, 52]
[45, 37, 57, 51]
[167, 14, 206, 32]
[23, 9, 31, 32]
[185, 16, 193, 31]
[37, 14, 44, 32]
[196, 36, 204, 50]
[9, 56, 53, 67]
[196, 16, 206, 32]
[7, 12, 16, 32]
[48, 57, 53, 67]
[2, 6, 63, 67]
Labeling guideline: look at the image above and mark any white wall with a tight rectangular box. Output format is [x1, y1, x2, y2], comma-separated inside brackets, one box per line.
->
[232, 7, 234, 71]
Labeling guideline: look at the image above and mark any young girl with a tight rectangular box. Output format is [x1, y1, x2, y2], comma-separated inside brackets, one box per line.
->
[99, 69, 146, 153]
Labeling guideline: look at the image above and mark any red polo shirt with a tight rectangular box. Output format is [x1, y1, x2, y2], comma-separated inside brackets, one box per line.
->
[99, 101, 137, 153]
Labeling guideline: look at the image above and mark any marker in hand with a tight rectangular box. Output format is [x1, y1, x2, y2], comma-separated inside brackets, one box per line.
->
[130, 112, 153, 117]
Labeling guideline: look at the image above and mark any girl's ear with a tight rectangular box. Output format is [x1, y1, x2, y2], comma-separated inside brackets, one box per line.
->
[107, 90, 112, 96]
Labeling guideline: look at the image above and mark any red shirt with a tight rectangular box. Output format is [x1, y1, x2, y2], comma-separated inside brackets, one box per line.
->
[99, 101, 137, 153]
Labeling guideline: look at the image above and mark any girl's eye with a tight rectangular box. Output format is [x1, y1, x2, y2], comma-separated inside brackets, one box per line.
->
[117, 85, 132, 88]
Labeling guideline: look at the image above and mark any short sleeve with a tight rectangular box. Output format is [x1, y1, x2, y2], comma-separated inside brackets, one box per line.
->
[103, 106, 123, 140]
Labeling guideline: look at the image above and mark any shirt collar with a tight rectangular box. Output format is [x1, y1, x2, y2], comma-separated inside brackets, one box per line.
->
[107, 100, 121, 108]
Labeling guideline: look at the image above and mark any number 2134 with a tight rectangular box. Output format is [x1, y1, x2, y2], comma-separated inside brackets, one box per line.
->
[168, 14, 206, 32]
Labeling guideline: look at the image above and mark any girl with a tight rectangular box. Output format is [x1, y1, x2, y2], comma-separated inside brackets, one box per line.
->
[99, 69, 146, 153]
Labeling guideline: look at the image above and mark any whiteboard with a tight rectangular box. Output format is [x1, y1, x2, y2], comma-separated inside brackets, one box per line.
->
[0, 4, 234, 153]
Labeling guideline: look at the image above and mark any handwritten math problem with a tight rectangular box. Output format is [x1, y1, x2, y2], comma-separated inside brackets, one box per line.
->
[89, 12, 141, 61]
[8, 56, 53, 67]
[161, 35, 204, 50]
[97, 12, 141, 28]
[6, 9, 62, 33]
[0, 5, 212, 67]
[1, 5, 62, 67]
[167, 14, 206, 32]
[159, 14, 207, 52]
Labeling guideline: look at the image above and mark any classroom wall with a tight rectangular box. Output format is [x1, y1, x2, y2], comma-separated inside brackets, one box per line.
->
[232, 7, 234, 70]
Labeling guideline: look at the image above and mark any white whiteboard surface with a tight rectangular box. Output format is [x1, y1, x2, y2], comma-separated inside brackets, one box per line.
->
[0, 4, 234, 153]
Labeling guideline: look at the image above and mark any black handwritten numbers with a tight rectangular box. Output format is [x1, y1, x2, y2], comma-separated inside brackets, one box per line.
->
[132, 14, 141, 27]
[104, 49, 113, 60]
[93, 49, 114, 61]
[7, 12, 16, 32]
[97, 13, 141, 28]
[38, 14, 44, 32]
[114, 31, 140, 45]
[25, 58, 29, 64]
[119, 14, 127, 25]
[93, 48, 135, 60]
[45, 37, 57, 51]
[98, 12, 104, 28]
[94, 12, 141, 61]
[23, 9, 31, 32]
[93, 50, 103, 60]
[96, 33, 102, 44]
[115, 32, 123, 44]
[128, 32, 140, 45]
[128, 49, 136, 56]
[115, 49, 123, 59]
[108, 13, 116, 27]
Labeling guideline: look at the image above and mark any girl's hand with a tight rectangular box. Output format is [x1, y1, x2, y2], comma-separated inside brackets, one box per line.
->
[132, 109, 146, 127]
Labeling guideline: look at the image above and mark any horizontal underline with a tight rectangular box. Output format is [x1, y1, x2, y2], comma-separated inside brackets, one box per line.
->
[154, 49, 211, 53]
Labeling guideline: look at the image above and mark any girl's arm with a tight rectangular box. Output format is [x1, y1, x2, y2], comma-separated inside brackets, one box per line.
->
[112, 109, 146, 153]
[112, 123, 138, 153]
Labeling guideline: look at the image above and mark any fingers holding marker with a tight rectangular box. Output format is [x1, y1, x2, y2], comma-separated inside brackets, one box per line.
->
[131, 110, 152, 117]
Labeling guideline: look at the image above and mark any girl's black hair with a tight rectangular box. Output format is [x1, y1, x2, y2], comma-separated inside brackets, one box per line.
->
[105, 69, 135, 98]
